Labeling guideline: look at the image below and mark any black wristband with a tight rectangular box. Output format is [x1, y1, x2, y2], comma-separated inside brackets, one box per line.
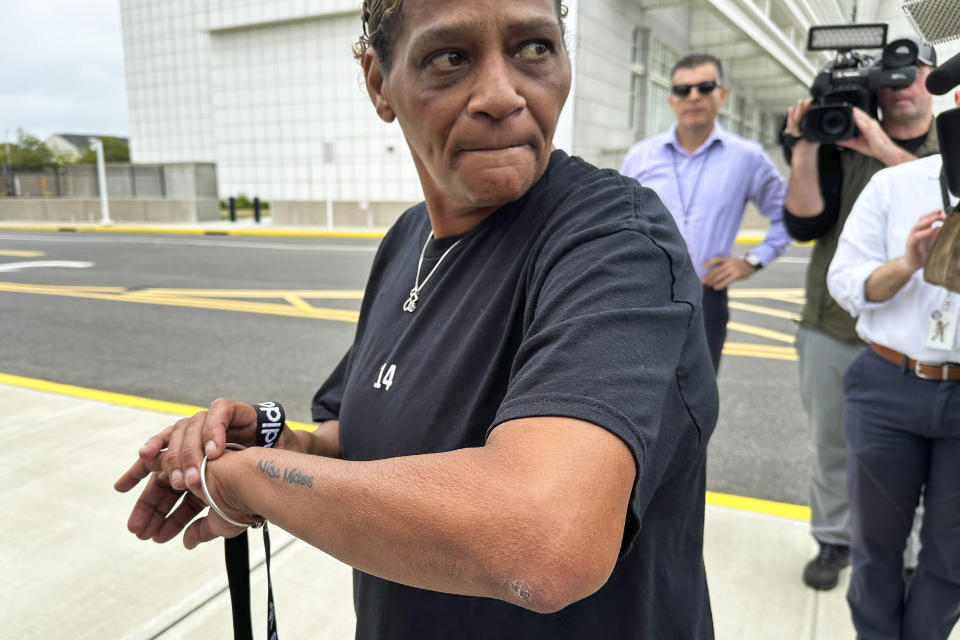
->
[252, 401, 285, 449]
[781, 131, 801, 149]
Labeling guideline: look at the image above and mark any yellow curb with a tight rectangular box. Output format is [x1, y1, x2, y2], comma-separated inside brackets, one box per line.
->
[707, 490, 810, 521]
[0, 223, 386, 239]
[0, 223, 815, 245]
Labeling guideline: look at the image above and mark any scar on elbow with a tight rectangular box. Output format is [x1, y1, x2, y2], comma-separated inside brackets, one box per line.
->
[511, 579, 533, 603]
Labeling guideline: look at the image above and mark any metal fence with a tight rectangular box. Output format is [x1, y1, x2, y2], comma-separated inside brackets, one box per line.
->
[2, 163, 216, 199]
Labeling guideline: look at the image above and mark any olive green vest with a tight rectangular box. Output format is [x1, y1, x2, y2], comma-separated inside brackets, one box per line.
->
[800, 124, 940, 344]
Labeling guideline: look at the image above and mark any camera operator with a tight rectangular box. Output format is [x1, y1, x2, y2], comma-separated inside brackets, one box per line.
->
[783, 38, 939, 592]
[826, 88, 960, 638]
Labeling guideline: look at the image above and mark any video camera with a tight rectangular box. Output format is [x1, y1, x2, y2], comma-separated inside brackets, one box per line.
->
[802, 23, 921, 143]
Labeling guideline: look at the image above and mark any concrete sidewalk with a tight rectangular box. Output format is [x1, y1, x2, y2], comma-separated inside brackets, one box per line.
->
[2, 381, 944, 640]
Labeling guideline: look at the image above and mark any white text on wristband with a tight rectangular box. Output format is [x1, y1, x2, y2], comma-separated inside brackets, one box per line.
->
[252, 401, 285, 448]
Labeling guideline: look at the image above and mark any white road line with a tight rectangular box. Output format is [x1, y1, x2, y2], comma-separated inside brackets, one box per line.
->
[0, 233, 379, 253]
[0, 260, 94, 272]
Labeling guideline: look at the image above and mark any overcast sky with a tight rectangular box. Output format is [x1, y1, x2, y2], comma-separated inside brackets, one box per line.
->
[1, 0, 127, 143]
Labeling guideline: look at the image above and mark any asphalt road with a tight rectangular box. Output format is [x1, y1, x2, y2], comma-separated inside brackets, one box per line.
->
[0, 229, 816, 506]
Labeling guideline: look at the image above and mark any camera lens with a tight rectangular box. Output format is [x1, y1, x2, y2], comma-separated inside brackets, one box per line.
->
[820, 107, 851, 139]
[803, 103, 856, 144]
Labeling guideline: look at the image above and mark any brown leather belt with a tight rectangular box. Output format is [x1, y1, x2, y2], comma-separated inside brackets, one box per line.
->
[871, 343, 960, 381]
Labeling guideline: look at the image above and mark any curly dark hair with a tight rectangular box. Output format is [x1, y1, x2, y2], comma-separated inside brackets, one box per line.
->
[354, 0, 567, 72]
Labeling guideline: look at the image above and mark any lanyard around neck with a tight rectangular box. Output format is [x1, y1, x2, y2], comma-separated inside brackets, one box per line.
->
[670, 141, 715, 225]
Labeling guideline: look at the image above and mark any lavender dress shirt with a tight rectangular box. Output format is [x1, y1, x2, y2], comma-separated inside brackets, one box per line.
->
[620, 122, 790, 281]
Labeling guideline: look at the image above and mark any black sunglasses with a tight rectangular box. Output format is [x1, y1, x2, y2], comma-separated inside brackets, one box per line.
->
[671, 81, 720, 97]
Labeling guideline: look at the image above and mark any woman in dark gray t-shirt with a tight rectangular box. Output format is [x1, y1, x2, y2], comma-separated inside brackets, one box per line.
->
[116, 1, 718, 637]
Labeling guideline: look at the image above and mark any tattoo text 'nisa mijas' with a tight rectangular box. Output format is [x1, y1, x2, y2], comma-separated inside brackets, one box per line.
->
[258, 458, 314, 488]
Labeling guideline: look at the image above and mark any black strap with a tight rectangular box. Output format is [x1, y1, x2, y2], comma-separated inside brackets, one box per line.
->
[263, 522, 278, 640]
[942, 167, 958, 215]
[225, 535, 253, 640]
[224, 402, 285, 640]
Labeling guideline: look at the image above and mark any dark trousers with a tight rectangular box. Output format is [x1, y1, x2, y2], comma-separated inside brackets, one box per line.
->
[701, 287, 728, 374]
[844, 348, 960, 640]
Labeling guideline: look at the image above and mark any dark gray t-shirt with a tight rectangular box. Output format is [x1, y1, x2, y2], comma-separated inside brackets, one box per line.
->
[313, 150, 718, 639]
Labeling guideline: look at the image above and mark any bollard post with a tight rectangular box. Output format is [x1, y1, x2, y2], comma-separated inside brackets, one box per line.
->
[90, 137, 112, 225]
[229, 196, 236, 222]
[253, 197, 261, 223]
[90, 138, 113, 225]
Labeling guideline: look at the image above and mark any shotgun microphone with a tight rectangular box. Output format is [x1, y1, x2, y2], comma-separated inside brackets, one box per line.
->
[927, 52, 960, 95]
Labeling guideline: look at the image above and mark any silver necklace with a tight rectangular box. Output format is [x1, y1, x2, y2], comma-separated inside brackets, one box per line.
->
[402, 231, 463, 313]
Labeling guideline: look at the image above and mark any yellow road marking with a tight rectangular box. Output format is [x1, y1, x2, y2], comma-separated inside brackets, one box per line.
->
[0, 372, 315, 430]
[137, 288, 364, 299]
[728, 300, 802, 322]
[723, 342, 798, 361]
[729, 288, 806, 305]
[0, 370, 809, 519]
[759, 292, 806, 305]
[726, 322, 795, 344]
[1, 281, 806, 361]
[729, 288, 805, 298]
[0, 281, 360, 323]
[284, 294, 315, 311]
[735, 292, 807, 305]
[120, 290, 361, 322]
[0, 282, 127, 294]
[0, 249, 45, 257]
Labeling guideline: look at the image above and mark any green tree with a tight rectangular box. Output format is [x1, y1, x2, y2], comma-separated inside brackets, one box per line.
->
[235, 193, 252, 209]
[76, 136, 130, 163]
[0, 129, 59, 169]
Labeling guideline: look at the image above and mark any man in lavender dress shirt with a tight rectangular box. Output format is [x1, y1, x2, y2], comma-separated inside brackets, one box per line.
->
[621, 53, 789, 371]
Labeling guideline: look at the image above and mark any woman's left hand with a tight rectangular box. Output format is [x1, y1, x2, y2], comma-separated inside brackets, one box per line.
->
[115, 442, 252, 547]
[115, 455, 209, 543]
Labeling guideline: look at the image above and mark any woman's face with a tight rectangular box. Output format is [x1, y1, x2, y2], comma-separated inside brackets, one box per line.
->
[364, 0, 571, 230]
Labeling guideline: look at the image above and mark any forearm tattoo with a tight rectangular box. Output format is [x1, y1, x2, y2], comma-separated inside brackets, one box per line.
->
[257, 458, 314, 488]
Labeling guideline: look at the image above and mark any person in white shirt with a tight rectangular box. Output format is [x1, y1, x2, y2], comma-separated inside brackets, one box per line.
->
[827, 95, 960, 637]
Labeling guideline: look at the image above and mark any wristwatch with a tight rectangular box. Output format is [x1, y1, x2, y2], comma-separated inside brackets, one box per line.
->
[743, 252, 763, 270]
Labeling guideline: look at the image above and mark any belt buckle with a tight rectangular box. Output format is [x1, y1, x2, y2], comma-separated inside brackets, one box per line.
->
[914, 360, 948, 380]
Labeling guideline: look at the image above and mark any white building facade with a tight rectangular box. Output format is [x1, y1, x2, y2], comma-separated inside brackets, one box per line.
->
[119, 0, 944, 225]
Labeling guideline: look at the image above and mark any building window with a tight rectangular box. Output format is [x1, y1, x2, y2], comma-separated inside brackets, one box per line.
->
[649, 38, 676, 80]
[718, 88, 735, 131]
[741, 100, 757, 140]
[647, 84, 674, 136]
[628, 74, 641, 131]
[645, 39, 677, 136]
[760, 112, 781, 146]
[631, 26, 643, 66]
[628, 28, 647, 132]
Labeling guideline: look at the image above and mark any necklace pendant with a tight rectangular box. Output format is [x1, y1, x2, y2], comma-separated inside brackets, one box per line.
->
[402, 288, 419, 313]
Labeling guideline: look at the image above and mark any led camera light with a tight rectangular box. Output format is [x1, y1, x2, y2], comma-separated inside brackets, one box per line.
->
[807, 23, 888, 51]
